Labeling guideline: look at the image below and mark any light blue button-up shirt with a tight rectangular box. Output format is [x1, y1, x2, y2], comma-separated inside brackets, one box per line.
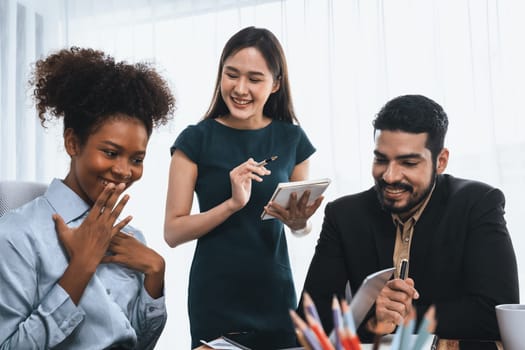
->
[0, 179, 167, 349]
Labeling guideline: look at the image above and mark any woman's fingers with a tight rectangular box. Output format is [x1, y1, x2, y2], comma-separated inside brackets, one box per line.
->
[99, 183, 126, 219]
[231, 158, 271, 178]
[113, 216, 133, 236]
[53, 213, 74, 256]
[108, 193, 130, 222]
[52, 213, 69, 237]
[308, 196, 324, 214]
[266, 190, 323, 229]
[88, 183, 116, 219]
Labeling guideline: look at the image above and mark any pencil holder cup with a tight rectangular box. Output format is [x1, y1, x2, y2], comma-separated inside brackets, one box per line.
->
[495, 304, 525, 350]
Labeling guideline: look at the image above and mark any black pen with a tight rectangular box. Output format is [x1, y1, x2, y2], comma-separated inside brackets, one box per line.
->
[430, 335, 439, 350]
[399, 258, 408, 279]
[256, 155, 278, 166]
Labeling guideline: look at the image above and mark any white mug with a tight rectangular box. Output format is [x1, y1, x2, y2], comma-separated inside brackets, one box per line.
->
[495, 304, 525, 350]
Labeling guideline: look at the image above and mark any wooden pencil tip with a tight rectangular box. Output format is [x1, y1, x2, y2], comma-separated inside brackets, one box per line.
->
[425, 305, 437, 332]
[303, 291, 313, 303]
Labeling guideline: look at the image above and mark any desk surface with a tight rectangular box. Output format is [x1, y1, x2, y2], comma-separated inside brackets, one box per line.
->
[195, 335, 436, 350]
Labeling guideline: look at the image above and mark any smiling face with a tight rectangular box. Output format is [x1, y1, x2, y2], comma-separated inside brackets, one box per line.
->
[372, 130, 448, 217]
[63, 115, 148, 205]
[219, 47, 280, 128]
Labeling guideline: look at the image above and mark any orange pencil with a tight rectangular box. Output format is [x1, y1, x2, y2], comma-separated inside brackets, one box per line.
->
[306, 313, 335, 350]
[337, 328, 354, 350]
[349, 335, 361, 350]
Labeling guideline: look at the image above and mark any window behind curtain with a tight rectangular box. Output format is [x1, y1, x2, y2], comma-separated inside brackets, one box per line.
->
[0, 0, 66, 182]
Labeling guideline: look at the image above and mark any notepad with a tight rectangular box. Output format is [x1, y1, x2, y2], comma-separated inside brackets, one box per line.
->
[201, 333, 302, 350]
[200, 336, 250, 350]
[349, 267, 395, 327]
[329, 267, 395, 341]
[261, 178, 331, 220]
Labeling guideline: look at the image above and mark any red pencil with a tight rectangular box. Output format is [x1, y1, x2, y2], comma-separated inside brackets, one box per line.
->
[305, 314, 335, 350]
[337, 328, 354, 350]
[338, 327, 361, 350]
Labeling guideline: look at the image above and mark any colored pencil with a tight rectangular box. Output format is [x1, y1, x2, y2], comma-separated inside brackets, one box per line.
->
[399, 307, 416, 350]
[303, 292, 323, 324]
[289, 309, 323, 350]
[389, 322, 404, 350]
[340, 299, 357, 334]
[332, 296, 344, 350]
[411, 306, 437, 350]
[296, 329, 314, 350]
[306, 313, 335, 350]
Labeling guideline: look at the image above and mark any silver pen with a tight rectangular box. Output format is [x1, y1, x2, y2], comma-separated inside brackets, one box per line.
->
[256, 155, 278, 166]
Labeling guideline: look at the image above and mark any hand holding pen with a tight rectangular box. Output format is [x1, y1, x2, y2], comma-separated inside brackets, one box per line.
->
[228, 157, 273, 211]
[290, 291, 437, 350]
[256, 155, 278, 167]
[372, 260, 419, 333]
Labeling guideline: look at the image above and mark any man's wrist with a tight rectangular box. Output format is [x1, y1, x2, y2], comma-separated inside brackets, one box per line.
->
[290, 220, 312, 237]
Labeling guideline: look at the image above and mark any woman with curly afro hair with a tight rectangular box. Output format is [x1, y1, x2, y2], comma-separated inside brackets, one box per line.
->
[0, 47, 175, 349]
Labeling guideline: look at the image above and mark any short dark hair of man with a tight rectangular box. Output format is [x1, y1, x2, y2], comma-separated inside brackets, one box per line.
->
[372, 94, 449, 165]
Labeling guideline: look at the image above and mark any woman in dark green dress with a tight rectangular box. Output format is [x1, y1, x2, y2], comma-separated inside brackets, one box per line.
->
[164, 27, 323, 349]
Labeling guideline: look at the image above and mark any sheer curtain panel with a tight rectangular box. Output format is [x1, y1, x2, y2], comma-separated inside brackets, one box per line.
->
[0, 0, 66, 182]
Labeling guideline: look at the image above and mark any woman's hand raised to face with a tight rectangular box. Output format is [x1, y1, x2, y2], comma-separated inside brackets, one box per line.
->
[53, 182, 132, 272]
[228, 158, 271, 212]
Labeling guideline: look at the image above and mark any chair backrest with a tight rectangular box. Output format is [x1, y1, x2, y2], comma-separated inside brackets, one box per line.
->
[0, 181, 48, 217]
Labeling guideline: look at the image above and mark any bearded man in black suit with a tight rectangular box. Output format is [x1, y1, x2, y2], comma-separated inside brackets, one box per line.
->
[299, 94, 519, 350]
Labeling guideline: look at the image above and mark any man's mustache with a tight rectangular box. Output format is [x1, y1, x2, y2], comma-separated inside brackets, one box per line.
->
[376, 179, 413, 192]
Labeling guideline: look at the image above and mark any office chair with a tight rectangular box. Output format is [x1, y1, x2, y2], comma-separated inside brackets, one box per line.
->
[0, 180, 48, 217]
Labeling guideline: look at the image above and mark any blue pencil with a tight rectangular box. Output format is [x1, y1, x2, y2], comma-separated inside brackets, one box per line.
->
[411, 306, 436, 350]
[340, 299, 357, 335]
[399, 307, 416, 350]
[390, 322, 404, 350]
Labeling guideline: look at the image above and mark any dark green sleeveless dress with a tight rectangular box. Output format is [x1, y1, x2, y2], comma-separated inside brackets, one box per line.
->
[171, 119, 315, 348]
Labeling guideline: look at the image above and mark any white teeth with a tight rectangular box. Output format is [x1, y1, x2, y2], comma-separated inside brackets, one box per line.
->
[385, 188, 404, 194]
[232, 97, 250, 105]
[102, 180, 108, 186]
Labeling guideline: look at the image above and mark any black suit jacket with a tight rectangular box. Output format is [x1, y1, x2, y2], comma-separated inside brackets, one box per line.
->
[299, 174, 519, 343]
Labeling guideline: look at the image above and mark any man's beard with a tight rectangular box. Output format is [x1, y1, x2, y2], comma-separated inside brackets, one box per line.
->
[375, 170, 437, 215]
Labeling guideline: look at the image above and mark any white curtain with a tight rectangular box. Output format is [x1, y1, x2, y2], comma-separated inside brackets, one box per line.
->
[2, 0, 525, 348]
[0, 0, 66, 181]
